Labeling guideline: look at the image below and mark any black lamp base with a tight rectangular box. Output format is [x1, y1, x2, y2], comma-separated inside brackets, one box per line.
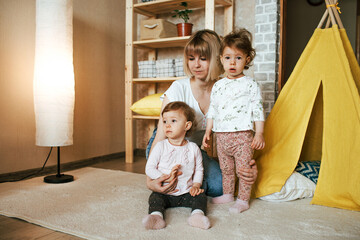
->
[44, 174, 74, 184]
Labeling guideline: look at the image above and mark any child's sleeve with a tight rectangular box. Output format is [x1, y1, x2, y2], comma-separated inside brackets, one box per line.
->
[145, 142, 164, 179]
[192, 144, 204, 184]
[251, 81, 265, 122]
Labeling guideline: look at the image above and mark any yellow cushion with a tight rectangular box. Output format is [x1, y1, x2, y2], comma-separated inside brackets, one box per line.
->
[130, 93, 163, 116]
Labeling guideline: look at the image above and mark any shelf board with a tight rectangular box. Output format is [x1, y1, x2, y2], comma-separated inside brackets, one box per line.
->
[133, 115, 159, 120]
[134, 0, 233, 16]
[133, 76, 183, 83]
[134, 36, 190, 49]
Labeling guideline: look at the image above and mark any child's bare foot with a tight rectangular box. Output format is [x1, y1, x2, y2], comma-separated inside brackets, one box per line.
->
[187, 213, 210, 230]
[211, 194, 234, 204]
[142, 214, 166, 230]
[229, 199, 249, 213]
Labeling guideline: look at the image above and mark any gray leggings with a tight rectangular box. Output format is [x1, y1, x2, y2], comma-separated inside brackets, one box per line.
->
[148, 192, 207, 217]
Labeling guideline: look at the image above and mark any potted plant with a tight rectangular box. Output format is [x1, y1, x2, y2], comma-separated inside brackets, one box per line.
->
[172, 2, 193, 36]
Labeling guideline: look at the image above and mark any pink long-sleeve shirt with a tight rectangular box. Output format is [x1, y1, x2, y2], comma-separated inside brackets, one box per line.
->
[146, 139, 203, 196]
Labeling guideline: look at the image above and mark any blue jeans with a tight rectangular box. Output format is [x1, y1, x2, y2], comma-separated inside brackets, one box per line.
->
[146, 128, 223, 197]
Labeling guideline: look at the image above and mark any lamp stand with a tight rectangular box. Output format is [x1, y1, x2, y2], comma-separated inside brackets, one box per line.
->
[44, 147, 74, 184]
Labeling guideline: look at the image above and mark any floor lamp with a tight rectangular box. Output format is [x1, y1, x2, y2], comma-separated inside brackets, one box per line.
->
[33, 0, 75, 184]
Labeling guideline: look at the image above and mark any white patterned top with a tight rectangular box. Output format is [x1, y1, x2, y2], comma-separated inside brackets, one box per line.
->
[207, 76, 264, 132]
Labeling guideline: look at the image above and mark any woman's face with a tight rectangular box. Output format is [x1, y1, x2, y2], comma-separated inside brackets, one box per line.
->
[187, 54, 210, 81]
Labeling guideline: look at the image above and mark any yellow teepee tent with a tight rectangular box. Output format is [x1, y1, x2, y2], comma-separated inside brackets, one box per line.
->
[254, 0, 360, 211]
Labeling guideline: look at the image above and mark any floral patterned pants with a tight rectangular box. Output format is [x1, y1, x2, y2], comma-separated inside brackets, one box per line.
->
[216, 131, 254, 201]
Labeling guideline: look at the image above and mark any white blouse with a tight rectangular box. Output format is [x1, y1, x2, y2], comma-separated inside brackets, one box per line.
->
[161, 78, 207, 146]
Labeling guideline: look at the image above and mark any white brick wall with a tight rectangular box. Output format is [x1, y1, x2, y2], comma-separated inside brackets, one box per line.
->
[254, 0, 279, 117]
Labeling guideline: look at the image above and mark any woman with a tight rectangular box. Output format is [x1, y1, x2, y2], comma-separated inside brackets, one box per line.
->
[146, 29, 258, 198]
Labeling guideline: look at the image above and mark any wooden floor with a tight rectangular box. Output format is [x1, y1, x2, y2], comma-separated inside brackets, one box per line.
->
[0, 156, 147, 240]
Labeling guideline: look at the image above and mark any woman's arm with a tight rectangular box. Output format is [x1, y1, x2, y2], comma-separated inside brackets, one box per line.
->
[146, 165, 183, 194]
[146, 174, 180, 194]
[149, 96, 170, 154]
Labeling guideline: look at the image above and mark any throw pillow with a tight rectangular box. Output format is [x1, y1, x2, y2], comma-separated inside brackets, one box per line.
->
[259, 172, 316, 202]
[130, 93, 163, 116]
[295, 161, 321, 184]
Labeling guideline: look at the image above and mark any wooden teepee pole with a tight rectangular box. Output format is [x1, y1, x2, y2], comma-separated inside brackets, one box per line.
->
[317, 9, 329, 28]
[325, 14, 332, 28]
[328, 0, 344, 29]
[318, 0, 344, 29]
[317, 0, 337, 29]
[325, 0, 337, 26]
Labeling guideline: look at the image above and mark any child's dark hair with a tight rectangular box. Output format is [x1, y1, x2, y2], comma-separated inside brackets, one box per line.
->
[162, 101, 196, 137]
[220, 28, 256, 70]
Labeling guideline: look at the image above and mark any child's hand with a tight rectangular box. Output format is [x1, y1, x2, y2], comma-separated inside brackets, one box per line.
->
[251, 133, 265, 150]
[164, 164, 181, 183]
[202, 132, 211, 148]
[189, 183, 204, 196]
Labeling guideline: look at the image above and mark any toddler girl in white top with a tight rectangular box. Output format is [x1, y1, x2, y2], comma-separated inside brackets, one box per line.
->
[202, 28, 265, 213]
[143, 101, 210, 230]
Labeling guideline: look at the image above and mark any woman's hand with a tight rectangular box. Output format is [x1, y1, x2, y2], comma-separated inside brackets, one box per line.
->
[238, 159, 258, 185]
[189, 183, 204, 196]
[146, 170, 182, 194]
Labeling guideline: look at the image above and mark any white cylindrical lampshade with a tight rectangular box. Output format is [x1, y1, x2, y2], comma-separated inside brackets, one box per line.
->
[33, 0, 75, 147]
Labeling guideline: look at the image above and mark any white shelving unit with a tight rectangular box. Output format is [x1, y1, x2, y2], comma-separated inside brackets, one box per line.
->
[125, 0, 234, 163]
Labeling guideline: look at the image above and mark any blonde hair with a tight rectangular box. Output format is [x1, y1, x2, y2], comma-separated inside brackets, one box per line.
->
[183, 29, 224, 82]
[162, 101, 196, 137]
[220, 28, 256, 70]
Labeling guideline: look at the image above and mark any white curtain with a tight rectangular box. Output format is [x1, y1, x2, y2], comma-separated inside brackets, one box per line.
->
[33, 0, 75, 146]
